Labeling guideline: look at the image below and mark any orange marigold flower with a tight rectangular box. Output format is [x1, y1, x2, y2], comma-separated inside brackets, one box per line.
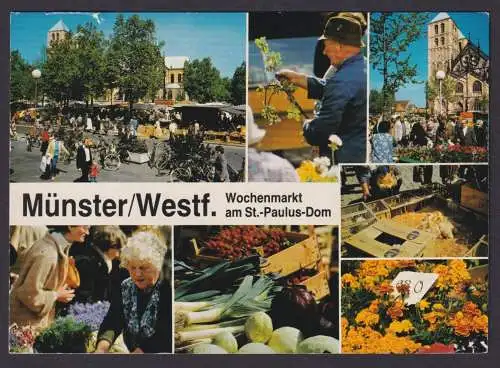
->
[342, 273, 360, 289]
[376, 281, 394, 295]
[472, 315, 488, 334]
[387, 320, 414, 334]
[462, 301, 481, 317]
[368, 300, 380, 313]
[355, 308, 380, 327]
[387, 300, 405, 320]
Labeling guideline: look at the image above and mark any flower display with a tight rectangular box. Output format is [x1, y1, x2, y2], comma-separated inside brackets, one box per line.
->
[342, 260, 488, 354]
[296, 158, 338, 182]
[395, 145, 487, 162]
[67, 301, 111, 331]
[9, 324, 36, 353]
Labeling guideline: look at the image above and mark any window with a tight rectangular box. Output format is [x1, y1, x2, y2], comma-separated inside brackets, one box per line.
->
[441, 23, 445, 33]
[170, 74, 174, 83]
[473, 81, 482, 93]
[56, 33, 59, 41]
[51, 33, 55, 41]
[435, 38, 439, 47]
[167, 90, 173, 100]
[456, 82, 464, 93]
[441, 37, 445, 45]
[435, 24, 439, 35]
[178, 73, 182, 83]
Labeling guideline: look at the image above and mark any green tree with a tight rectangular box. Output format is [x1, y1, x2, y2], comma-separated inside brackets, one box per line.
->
[42, 36, 82, 105]
[183, 58, 230, 103]
[370, 13, 428, 117]
[107, 14, 164, 111]
[74, 22, 107, 106]
[230, 62, 246, 105]
[427, 75, 457, 115]
[10, 50, 36, 103]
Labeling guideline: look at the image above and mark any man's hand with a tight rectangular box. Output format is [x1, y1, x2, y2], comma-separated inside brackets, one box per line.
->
[361, 183, 371, 201]
[94, 340, 111, 353]
[275, 69, 308, 89]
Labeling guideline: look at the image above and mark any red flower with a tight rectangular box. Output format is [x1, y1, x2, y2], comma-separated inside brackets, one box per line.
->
[417, 343, 456, 354]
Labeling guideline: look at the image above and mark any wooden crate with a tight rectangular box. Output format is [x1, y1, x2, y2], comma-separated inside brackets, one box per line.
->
[298, 270, 330, 301]
[468, 264, 488, 283]
[189, 231, 320, 277]
[382, 193, 433, 217]
[465, 235, 489, 257]
[341, 203, 377, 240]
[344, 219, 435, 258]
[260, 232, 320, 277]
[365, 199, 391, 220]
[460, 184, 488, 215]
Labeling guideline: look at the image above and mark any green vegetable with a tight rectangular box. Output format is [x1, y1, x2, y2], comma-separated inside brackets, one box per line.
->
[237, 343, 275, 354]
[191, 343, 228, 354]
[34, 317, 92, 353]
[175, 325, 245, 346]
[213, 331, 238, 353]
[176, 275, 278, 328]
[267, 327, 303, 353]
[296, 335, 340, 354]
[245, 312, 273, 343]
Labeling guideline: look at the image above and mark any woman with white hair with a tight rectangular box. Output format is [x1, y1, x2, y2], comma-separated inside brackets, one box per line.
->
[95, 232, 172, 353]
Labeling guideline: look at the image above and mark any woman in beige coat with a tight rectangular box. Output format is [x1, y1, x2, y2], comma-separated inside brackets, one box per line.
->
[10, 226, 90, 332]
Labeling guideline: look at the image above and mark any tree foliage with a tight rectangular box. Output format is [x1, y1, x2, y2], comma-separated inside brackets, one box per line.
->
[231, 62, 246, 105]
[10, 50, 36, 103]
[183, 58, 230, 103]
[370, 13, 428, 116]
[107, 15, 164, 109]
[427, 75, 457, 114]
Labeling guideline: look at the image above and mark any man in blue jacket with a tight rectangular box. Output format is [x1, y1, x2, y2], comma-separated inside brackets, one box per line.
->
[277, 14, 367, 163]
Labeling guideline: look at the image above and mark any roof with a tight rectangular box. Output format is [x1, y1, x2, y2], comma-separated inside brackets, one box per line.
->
[458, 29, 465, 39]
[49, 20, 69, 33]
[430, 12, 450, 23]
[165, 56, 189, 69]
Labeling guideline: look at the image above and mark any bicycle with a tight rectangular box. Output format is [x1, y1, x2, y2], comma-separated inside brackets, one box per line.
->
[99, 142, 121, 171]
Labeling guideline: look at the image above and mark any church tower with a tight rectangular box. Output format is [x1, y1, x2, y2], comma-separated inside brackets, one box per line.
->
[47, 20, 69, 48]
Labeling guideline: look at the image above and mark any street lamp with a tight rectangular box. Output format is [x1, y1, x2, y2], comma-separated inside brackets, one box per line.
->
[436, 70, 445, 116]
[32, 69, 41, 107]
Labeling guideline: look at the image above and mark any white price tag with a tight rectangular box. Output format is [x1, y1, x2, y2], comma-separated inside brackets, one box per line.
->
[391, 271, 438, 305]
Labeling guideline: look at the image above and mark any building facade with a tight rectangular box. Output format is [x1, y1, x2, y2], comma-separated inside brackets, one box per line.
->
[157, 56, 190, 102]
[427, 12, 489, 115]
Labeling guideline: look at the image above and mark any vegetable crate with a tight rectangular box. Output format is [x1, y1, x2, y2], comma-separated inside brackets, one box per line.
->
[260, 232, 320, 277]
[467, 264, 488, 283]
[344, 219, 435, 258]
[298, 270, 330, 301]
[190, 231, 321, 278]
[341, 203, 377, 240]
[381, 192, 433, 217]
[365, 199, 391, 220]
[460, 184, 488, 215]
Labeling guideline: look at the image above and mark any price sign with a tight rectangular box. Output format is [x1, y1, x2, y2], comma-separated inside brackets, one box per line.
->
[391, 271, 438, 305]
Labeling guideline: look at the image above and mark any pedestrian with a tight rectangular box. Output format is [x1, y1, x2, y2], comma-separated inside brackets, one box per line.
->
[276, 13, 367, 162]
[85, 114, 93, 131]
[370, 120, 394, 163]
[10, 226, 90, 332]
[76, 138, 93, 182]
[45, 132, 70, 180]
[89, 159, 100, 183]
[214, 145, 230, 182]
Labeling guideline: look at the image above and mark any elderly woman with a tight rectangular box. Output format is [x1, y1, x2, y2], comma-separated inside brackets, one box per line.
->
[72, 226, 128, 304]
[95, 232, 172, 353]
[10, 226, 90, 332]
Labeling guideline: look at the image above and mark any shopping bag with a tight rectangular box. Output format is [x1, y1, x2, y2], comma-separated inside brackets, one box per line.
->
[40, 155, 48, 172]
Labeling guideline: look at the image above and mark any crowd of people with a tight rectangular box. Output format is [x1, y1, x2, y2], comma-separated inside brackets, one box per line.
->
[9, 225, 172, 353]
[369, 114, 488, 163]
[11, 106, 241, 183]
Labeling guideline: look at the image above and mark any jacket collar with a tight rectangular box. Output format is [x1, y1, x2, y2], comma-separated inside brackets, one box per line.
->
[48, 232, 72, 258]
[336, 52, 364, 70]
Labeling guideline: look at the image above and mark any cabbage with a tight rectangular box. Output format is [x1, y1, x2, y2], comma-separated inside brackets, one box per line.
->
[237, 343, 275, 354]
[296, 335, 340, 354]
[191, 343, 228, 354]
[213, 331, 238, 353]
[245, 312, 273, 343]
[267, 327, 303, 353]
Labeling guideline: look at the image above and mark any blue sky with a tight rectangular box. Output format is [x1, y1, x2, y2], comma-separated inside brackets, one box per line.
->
[10, 12, 246, 77]
[370, 12, 489, 107]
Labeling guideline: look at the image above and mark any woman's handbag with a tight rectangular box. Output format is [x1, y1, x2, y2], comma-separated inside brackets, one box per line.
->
[66, 257, 80, 289]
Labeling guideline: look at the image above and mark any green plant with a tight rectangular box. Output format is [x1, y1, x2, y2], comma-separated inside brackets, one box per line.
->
[254, 37, 306, 125]
[34, 317, 93, 353]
